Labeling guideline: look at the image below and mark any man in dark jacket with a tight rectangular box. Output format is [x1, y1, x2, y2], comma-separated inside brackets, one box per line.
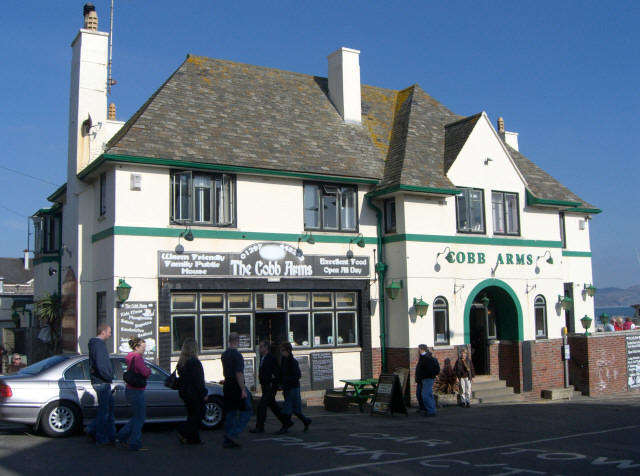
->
[221, 332, 252, 448]
[415, 344, 440, 417]
[249, 341, 286, 433]
[87, 324, 116, 445]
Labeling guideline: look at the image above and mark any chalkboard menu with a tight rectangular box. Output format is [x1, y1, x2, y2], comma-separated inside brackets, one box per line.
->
[310, 352, 334, 390]
[239, 334, 252, 349]
[244, 358, 256, 392]
[626, 335, 640, 389]
[371, 373, 407, 416]
[297, 355, 311, 391]
[116, 302, 157, 362]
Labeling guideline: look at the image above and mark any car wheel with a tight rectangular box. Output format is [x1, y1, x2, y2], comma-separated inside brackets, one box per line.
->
[201, 396, 224, 430]
[40, 401, 81, 438]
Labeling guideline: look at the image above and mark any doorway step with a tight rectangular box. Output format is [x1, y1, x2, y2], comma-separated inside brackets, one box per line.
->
[471, 375, 522, 404]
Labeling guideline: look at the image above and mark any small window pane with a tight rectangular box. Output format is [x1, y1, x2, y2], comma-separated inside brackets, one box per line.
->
[228, 294, 252, 310]
[340, 187, 356, 231]
[193, 175, 212, 223]
[492, 192, 505, 234]
[337, 312, 357, 345]
[456, 193, 468, 231]
[505, 193, 519, 234]
[255, 293, 284, 310]
[336, 292, 356, 308]
[288, 293, 309, 309]
[535, 295, 547, 338]
[202, 315, 224, 350]
[312, 293, 333, 308]
[322, 192, 338, 230]
[469, 190, 484, 232]
[304, 184, 320, 229]
[313, 312, 334, 346]
[201, 294, 224, 310]
[229, 314, 252, 349]
[384, 198, 396, 233]
[172, 294, 197, 311]
[172, 315, 196, 352]
[433, 297, 449, 345]
[64, 361, 89, 381]
[289, 313, 310, 347]
[215, 174, 234, 225]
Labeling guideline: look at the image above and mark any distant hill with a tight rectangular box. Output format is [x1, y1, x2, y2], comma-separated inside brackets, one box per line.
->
[594, 284, 640, 307]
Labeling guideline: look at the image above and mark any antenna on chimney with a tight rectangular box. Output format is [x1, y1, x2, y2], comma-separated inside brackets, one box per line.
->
[107, 0, 116, 95]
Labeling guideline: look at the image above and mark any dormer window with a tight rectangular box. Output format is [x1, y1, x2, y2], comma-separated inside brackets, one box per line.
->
[456, 188, 485, 234]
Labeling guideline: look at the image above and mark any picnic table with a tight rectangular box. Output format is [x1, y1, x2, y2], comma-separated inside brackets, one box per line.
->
[340, 378, 379, 411]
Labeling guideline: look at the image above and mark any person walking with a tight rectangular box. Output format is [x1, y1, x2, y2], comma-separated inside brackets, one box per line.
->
[414, 346, 427, 414]
[221, 332, 252, 448]
[454, 348, 474, 408]
[623, 317, 636, 330]
[88, 324, 116, 446]
[175, 338, 208, 445]
[275, 342, 311, 434]
[250, 341, 286, 434]
[415, 344, 439, 418]
[116, 337, 151, 451]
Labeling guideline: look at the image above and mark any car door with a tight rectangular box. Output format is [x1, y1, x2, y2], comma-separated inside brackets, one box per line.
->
[144, 363, 186, 420]
[61, 358, 97, 420]
[111, 357, 132, 420]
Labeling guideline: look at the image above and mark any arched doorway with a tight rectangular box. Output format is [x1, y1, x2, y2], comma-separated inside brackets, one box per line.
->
[463, 279, 522, 375]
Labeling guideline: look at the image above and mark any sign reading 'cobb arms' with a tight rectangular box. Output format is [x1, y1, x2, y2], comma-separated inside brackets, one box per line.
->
[158, 243, 369, 278]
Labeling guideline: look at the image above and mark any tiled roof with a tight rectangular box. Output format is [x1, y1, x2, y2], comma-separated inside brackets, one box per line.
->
[0, 258, 33, 285]
[444, 113, 482, 173]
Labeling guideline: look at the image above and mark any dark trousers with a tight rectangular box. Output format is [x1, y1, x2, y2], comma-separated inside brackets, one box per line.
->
[416, 381, 426, 410]
[178, 395, 205, 444]
[256, 384, 285, 430]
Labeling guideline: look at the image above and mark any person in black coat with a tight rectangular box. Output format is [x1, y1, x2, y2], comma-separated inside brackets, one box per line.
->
[175, 338, 208, 445]
[275, 342, 311, 434]
[250, 341, 286, 433]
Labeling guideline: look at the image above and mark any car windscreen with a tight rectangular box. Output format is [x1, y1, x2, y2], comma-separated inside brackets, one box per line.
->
[17, 355, 72, 376]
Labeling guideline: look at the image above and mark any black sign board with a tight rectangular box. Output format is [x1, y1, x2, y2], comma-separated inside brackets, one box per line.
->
[244, 358, 256, 392]
[371, 373, 407, 416]
[297, 355, 311, 392]
[238, 334, 252, 350]
[116, 302, 157, 362]
[158, 243, 369, 279]
[310, 352, 334, 390]
[626, 335, 640, 389]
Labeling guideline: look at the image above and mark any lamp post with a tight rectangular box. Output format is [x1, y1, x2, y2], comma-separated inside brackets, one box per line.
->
[580, 315, 592, 336]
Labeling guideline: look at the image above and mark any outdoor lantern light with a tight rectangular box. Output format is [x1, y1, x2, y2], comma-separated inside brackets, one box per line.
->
[436, 246, 453, 263]
[558, 295, 573, 311]
[535, 250, 553, 273]
[583, 284, 597, 297]
[480, 295, 490, 307]
[580, 315, 593, 336]
[386, 280, 403, 300]
[413, 297, 429, 317]
[350, 233, 366, 248]
[302, 232, 316, 245]
[48, 266, 57, 276]
[116, 278, 132, 303]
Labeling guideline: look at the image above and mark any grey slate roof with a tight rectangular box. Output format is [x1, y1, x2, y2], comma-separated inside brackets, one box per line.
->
[444, 113, 482, 174]
[0, 258, 33, 285]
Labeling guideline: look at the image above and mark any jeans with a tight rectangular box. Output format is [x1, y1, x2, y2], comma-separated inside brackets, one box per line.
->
[117, 388, 145, 450]
[92, 383, 115, 444]
[282, 387, 309, 426]
[224, 390, 252, 439]
[416, 381, 426, 411]
[420, 378, 436, 415]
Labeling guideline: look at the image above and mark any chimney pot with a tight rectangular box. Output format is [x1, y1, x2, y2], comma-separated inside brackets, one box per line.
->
[23, 250, 29, 270]
[497, 117, 505, 133]
[83, 3, 98, 31]
[108, 103, 116, 120]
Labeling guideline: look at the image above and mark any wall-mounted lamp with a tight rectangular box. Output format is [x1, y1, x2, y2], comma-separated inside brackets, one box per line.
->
[346, 233, 365, 259]
[385, 280, 403, 300]
[454, 282, 465, 294]
[435, 246, 453, 272]
[525, 283, 537, 294]
[583, 284, 597, 297]
[491, 258, 500, 276]
[480, 295, 490, 307]
[558, 295, 573, 311]
[484, 157, 494, 165]
[296, 232, 316, 259]
[580, 315, 593, 336]
[180, 225, 194, 242]
[116, 278, 132, 303]
[48, 267, 57, 276]
[413, 297, 429, 317]
[535, 250, 553, 274]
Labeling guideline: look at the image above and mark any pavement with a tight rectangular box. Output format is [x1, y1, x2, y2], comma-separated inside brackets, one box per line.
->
[1, 395, 639, 476]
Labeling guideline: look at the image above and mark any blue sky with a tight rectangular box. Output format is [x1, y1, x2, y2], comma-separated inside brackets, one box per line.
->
[1, 1, 638, 288]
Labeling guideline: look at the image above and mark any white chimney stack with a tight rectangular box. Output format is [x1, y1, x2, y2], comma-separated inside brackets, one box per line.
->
[23, 250, 30, 270]
[497, 116, 519, 151]
[327, 47, 361, 124]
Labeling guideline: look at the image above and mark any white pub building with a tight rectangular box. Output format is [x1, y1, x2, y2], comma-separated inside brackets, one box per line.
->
[33, 5, 600, 398]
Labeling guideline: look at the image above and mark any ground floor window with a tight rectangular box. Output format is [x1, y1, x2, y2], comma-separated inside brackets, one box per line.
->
[170, 291, 359, 353]
[433, 297, 449, 345]
[534, 295, 547, 338]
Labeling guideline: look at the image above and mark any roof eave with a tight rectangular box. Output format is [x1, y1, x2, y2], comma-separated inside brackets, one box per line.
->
[525, 189, 582, 209]
[367, 184, 460, 199]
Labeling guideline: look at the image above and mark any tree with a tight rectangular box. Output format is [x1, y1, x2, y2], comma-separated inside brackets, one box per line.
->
[35, 293, 62, 355]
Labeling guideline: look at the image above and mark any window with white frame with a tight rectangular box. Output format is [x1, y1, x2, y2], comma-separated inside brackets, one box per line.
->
[33, 214, 59, 254]
[171, 171, 235, 226]
[456, 188, 485, 233]
[492, 191, 519, 235]
[534, 295, 547, 338]
[303, 183, 357, 231]
[433, 296, 449, 345]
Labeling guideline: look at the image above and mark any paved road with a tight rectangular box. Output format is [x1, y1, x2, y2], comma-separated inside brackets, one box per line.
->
[1, 395, 639, 476]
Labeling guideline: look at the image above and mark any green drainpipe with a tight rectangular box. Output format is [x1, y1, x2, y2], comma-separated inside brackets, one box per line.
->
[366, 194, 387, 372]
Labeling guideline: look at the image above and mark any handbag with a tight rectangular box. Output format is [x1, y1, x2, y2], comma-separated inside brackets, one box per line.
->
[164, 369, 180, 390]
[123, 358, 146, 388]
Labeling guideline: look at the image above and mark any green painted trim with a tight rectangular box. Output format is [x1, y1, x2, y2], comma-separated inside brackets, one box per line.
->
[565, 207, 602, 214]
[33, 255, 59, 265]
[33, 208, 52, 216]
[382, 233, 562, 248]
[562, 251, 592, 258]
[366, 184, 460, 199]
[78, 154, 379, 185]
[525, 189, 581, 208]
[47, 183, 67, 202]
[463, 279, 523, 344]
[92, 225, 378, 245]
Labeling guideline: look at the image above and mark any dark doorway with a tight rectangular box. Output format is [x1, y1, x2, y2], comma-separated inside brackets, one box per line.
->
[470, 303, 489, 374]
[255, 312, 287, 347]
[563, 282, 575, 333]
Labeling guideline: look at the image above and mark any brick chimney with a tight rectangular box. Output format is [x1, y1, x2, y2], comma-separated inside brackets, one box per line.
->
[108, 103, 116, 120]
[497, 117, 519, 151]
[327, 47, 362, 124]
[83, 3, 98, 31]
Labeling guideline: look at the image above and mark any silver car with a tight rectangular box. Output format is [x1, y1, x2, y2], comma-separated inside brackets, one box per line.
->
[0, 354, 224, 437]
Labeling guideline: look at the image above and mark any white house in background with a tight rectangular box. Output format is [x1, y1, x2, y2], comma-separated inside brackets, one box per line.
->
[33, 4, 599, 395]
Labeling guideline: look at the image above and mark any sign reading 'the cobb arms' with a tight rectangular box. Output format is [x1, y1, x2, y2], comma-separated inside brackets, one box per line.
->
[158, 242, 369, 278]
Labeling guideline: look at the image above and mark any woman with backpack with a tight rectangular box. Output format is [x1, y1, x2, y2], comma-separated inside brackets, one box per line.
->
[116, 337, 151, 451]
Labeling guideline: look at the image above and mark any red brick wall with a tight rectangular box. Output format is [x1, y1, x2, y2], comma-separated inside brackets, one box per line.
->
[498, 341, 522, 392]
[530, 339, 565, 395]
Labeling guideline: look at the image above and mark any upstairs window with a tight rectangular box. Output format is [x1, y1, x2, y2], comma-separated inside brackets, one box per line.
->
[33, 215, 59, 254]
[384, 198, 396, 233]
[99, 173, 107, 217]
[171, 171, 235, 226]
[303, 183, 357, 232]
[456, 188, 485, 233]
[492, 191, 519, 235]
[559, 212, 566, 248]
